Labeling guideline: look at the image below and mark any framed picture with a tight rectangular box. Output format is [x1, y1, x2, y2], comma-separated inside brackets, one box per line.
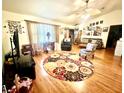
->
[103, 27, 109, 32]
[85, 31, 91, 36]
[87, 26, 92, 31]
[93, 26, 102, 36]
[100, 20, 103, 24]
[93, 23, 95, 26]
[92, 27, 95, 31]
[96, 21, 99, 25]
[83, 28, 85, 30]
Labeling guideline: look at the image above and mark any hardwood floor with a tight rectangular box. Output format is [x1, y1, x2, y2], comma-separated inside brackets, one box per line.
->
[31, 45, 122, 93]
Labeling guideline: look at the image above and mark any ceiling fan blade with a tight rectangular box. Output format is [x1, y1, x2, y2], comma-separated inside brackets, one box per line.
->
[66, 0, 90, 16]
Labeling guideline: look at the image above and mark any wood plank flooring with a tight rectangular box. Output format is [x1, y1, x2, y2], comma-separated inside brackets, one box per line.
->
[31, 45, 122, 93]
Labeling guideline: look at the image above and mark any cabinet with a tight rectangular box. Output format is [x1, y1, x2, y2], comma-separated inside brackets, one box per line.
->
[3, 61, 16, 90]
[114, 40, 122, 56]
[3, 55, 36, 90]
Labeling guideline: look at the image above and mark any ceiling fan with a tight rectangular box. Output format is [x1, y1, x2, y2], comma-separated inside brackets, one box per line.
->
[67, 0, 101, 17]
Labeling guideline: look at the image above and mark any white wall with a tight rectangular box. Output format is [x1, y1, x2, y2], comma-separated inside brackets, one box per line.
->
[2, 10, 70, 54]
[86, 10, 122, 26]
[79, 9, 122, 48]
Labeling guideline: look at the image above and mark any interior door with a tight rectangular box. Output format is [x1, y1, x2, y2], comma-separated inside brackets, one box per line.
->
[106, 24, 122, 48]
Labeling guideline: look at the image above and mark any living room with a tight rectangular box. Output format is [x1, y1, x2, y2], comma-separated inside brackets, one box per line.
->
[2, 0, 122, 93]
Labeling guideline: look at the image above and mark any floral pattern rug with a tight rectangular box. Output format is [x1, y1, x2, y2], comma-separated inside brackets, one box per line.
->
[43, 53, 94, 81]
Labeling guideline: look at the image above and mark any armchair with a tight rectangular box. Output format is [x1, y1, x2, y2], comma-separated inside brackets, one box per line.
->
[79, 43, 97, 59]
[21, 44, 33, 56]
[61, 38, 72, 51]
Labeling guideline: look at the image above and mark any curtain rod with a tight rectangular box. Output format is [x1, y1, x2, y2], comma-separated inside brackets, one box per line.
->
[24, 20, 59, 26]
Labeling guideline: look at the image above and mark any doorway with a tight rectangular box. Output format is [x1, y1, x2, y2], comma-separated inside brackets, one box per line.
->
[106, 24, 122, 48]
[69, 29, 74, 43]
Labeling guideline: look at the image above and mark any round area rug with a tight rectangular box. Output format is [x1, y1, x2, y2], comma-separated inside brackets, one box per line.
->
[43, 53, 94, 81]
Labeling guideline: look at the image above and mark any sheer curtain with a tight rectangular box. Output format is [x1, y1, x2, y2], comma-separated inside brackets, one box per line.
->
[27, 22, 56, 53]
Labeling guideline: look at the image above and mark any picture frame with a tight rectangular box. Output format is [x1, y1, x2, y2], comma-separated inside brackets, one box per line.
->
[93, 23, 95, 26]
[103, 27, 109, 32]
[85, 31, 91, 36]
[92, 27, 95, 31]
[96, 21, 99, 25]
[87, 26, 92, 31]
[100, 20, 103, 24]
[93, 26, 102, 36]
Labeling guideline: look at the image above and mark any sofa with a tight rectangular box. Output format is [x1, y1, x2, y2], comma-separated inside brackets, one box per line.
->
[78, 38, 103, 49]
[78, 38, 90, 48]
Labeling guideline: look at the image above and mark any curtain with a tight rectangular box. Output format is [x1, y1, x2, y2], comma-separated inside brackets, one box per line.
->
[27, 22, 56, 53]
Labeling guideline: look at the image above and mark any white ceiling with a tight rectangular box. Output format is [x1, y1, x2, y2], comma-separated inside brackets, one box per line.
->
[2, 0, 122, 25]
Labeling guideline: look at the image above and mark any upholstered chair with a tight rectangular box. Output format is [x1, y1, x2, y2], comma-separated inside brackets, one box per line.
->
[79, 43, 97, 59]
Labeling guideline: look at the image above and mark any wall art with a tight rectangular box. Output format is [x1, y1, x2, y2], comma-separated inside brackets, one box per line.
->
[103, 27, 109, 32]
[96, 21, 99, 25]
[8, 20, 22, 34]
[100, 20, 103, 24]
[93, 26, 102, 36]
[93, 23, 95, 26]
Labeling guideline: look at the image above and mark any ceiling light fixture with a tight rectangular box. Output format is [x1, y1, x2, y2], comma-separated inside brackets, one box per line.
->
[81, 14, 90, 19]
[83, 0, 101, 16]
[67, 0, 101, 20]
